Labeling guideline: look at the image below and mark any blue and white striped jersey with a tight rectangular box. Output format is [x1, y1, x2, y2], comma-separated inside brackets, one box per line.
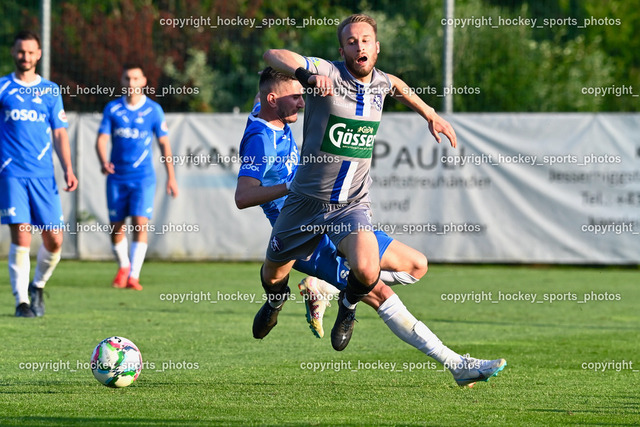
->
[290, 57, 391, 203]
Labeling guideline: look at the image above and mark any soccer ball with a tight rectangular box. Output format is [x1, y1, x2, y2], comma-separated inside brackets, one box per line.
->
[91, 336, 142, 388]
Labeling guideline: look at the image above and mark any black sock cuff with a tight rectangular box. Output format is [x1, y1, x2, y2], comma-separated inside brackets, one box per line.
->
[345, 270, 379, 304]
[260, 265, 290, 303]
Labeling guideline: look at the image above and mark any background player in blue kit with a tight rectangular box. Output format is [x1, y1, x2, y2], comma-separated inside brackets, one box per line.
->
[95, 64, 178, 291]
[236, 67, 505, 387]
[0, 30, 78, 317]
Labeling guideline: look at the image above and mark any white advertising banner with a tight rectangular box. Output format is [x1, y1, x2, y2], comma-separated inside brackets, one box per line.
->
[370, 113, 640, 263]
[1, 113, 638, 263]
[74, 113, 270, 260]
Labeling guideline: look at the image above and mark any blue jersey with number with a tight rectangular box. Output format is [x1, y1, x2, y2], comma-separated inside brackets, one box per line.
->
[0, 73, 68, 178]
[98, 96, 168, 180]
[238, 106, 298, 225]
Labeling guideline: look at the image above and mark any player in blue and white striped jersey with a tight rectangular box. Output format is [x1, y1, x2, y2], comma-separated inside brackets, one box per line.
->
[251, 14, 506, 386]
[237, 66, 424, 329]
[237, 66, 505, 387]
[260, 15, 458, 353]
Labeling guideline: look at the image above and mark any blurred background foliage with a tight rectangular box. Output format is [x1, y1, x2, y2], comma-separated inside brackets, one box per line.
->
[1, 0, 637, 112]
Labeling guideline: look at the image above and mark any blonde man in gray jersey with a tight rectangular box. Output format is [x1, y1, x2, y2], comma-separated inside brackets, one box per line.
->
[253, 14, 506, 386]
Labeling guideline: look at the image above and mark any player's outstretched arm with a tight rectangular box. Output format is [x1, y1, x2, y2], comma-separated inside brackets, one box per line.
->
[157, 135, 178, 198]
[95, 133, 115, 175]
[52, 127, 78, 191]
[235, 176, 288, 210]
[263, 49, 334, 95]
[388, 74, 457, 148]
[263, 49, 308, 75]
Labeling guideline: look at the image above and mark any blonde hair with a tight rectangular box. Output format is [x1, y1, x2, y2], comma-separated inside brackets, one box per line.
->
[337, 14, 377, 47]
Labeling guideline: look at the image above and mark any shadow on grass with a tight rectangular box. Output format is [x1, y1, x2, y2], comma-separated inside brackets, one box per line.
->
[430, 318, 639, 330]
[0, 417, 249, 426]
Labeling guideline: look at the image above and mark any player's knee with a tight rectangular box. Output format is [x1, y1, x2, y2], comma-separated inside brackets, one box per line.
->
[261, 262, 289, 287]
[351, 263, 381, 287]
[42, 232, 63, 252]
[363, 284, 394, 309]
[347, 246, 382, 285]
[411, 253, 428, 279]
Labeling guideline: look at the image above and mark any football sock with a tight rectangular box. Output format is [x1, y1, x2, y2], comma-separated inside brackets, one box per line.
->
[129, 241, 147, 279]
[344, 270, 379, 307]
[112, 237, 131, 269]
[269, 293, 288, 308]
[9, 244, 30, 306]
[32, 245, 61, 288]
[377, 294, 462, 369]
[260, 266, 290, 309]
[342, 295, 357, 310]
[379, 270, 419, 286]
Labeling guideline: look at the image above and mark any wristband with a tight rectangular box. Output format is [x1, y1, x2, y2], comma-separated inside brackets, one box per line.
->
[285, 181, 292, 190]
[294, 67, 314, 88]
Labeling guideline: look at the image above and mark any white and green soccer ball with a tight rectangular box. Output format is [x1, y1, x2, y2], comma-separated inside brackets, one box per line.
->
[91, 336, 142, 388]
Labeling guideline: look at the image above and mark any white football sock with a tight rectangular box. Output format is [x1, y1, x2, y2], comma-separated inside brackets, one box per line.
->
[9, 244, 31, 306]
[129, 241, 147, 279]
[32, 245, 61, 288]
[380, 270, 419, 286]
[112, 237, 131, 269]
[377, 294, 462, 368]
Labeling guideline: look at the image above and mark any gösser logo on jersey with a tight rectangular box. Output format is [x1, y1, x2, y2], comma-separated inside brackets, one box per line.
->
[319, 114, 380, 159]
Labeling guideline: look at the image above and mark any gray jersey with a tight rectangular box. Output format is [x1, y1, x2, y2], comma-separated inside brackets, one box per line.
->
[290, 57, 391, 203]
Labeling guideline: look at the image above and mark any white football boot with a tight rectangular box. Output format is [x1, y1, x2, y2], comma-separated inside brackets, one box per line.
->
[450, 355, 507, 387]
[298, 277, 335, 338]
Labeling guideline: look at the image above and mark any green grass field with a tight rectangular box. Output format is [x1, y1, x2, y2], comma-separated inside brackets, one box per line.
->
[0, 261, 638, 426]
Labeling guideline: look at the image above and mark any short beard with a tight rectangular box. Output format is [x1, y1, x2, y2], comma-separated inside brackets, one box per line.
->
[276, 107, 295, 126]
[14, 60, 35, 73]
[345, 55, 375, 79]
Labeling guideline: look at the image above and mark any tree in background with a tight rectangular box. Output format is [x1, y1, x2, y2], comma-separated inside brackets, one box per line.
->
[0, 0, 635, 112]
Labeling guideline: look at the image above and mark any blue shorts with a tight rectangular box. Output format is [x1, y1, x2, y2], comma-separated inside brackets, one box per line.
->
[293, 230, 394, 291]
[106, 175, 156, 222]
[0, 177, 64, 228]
